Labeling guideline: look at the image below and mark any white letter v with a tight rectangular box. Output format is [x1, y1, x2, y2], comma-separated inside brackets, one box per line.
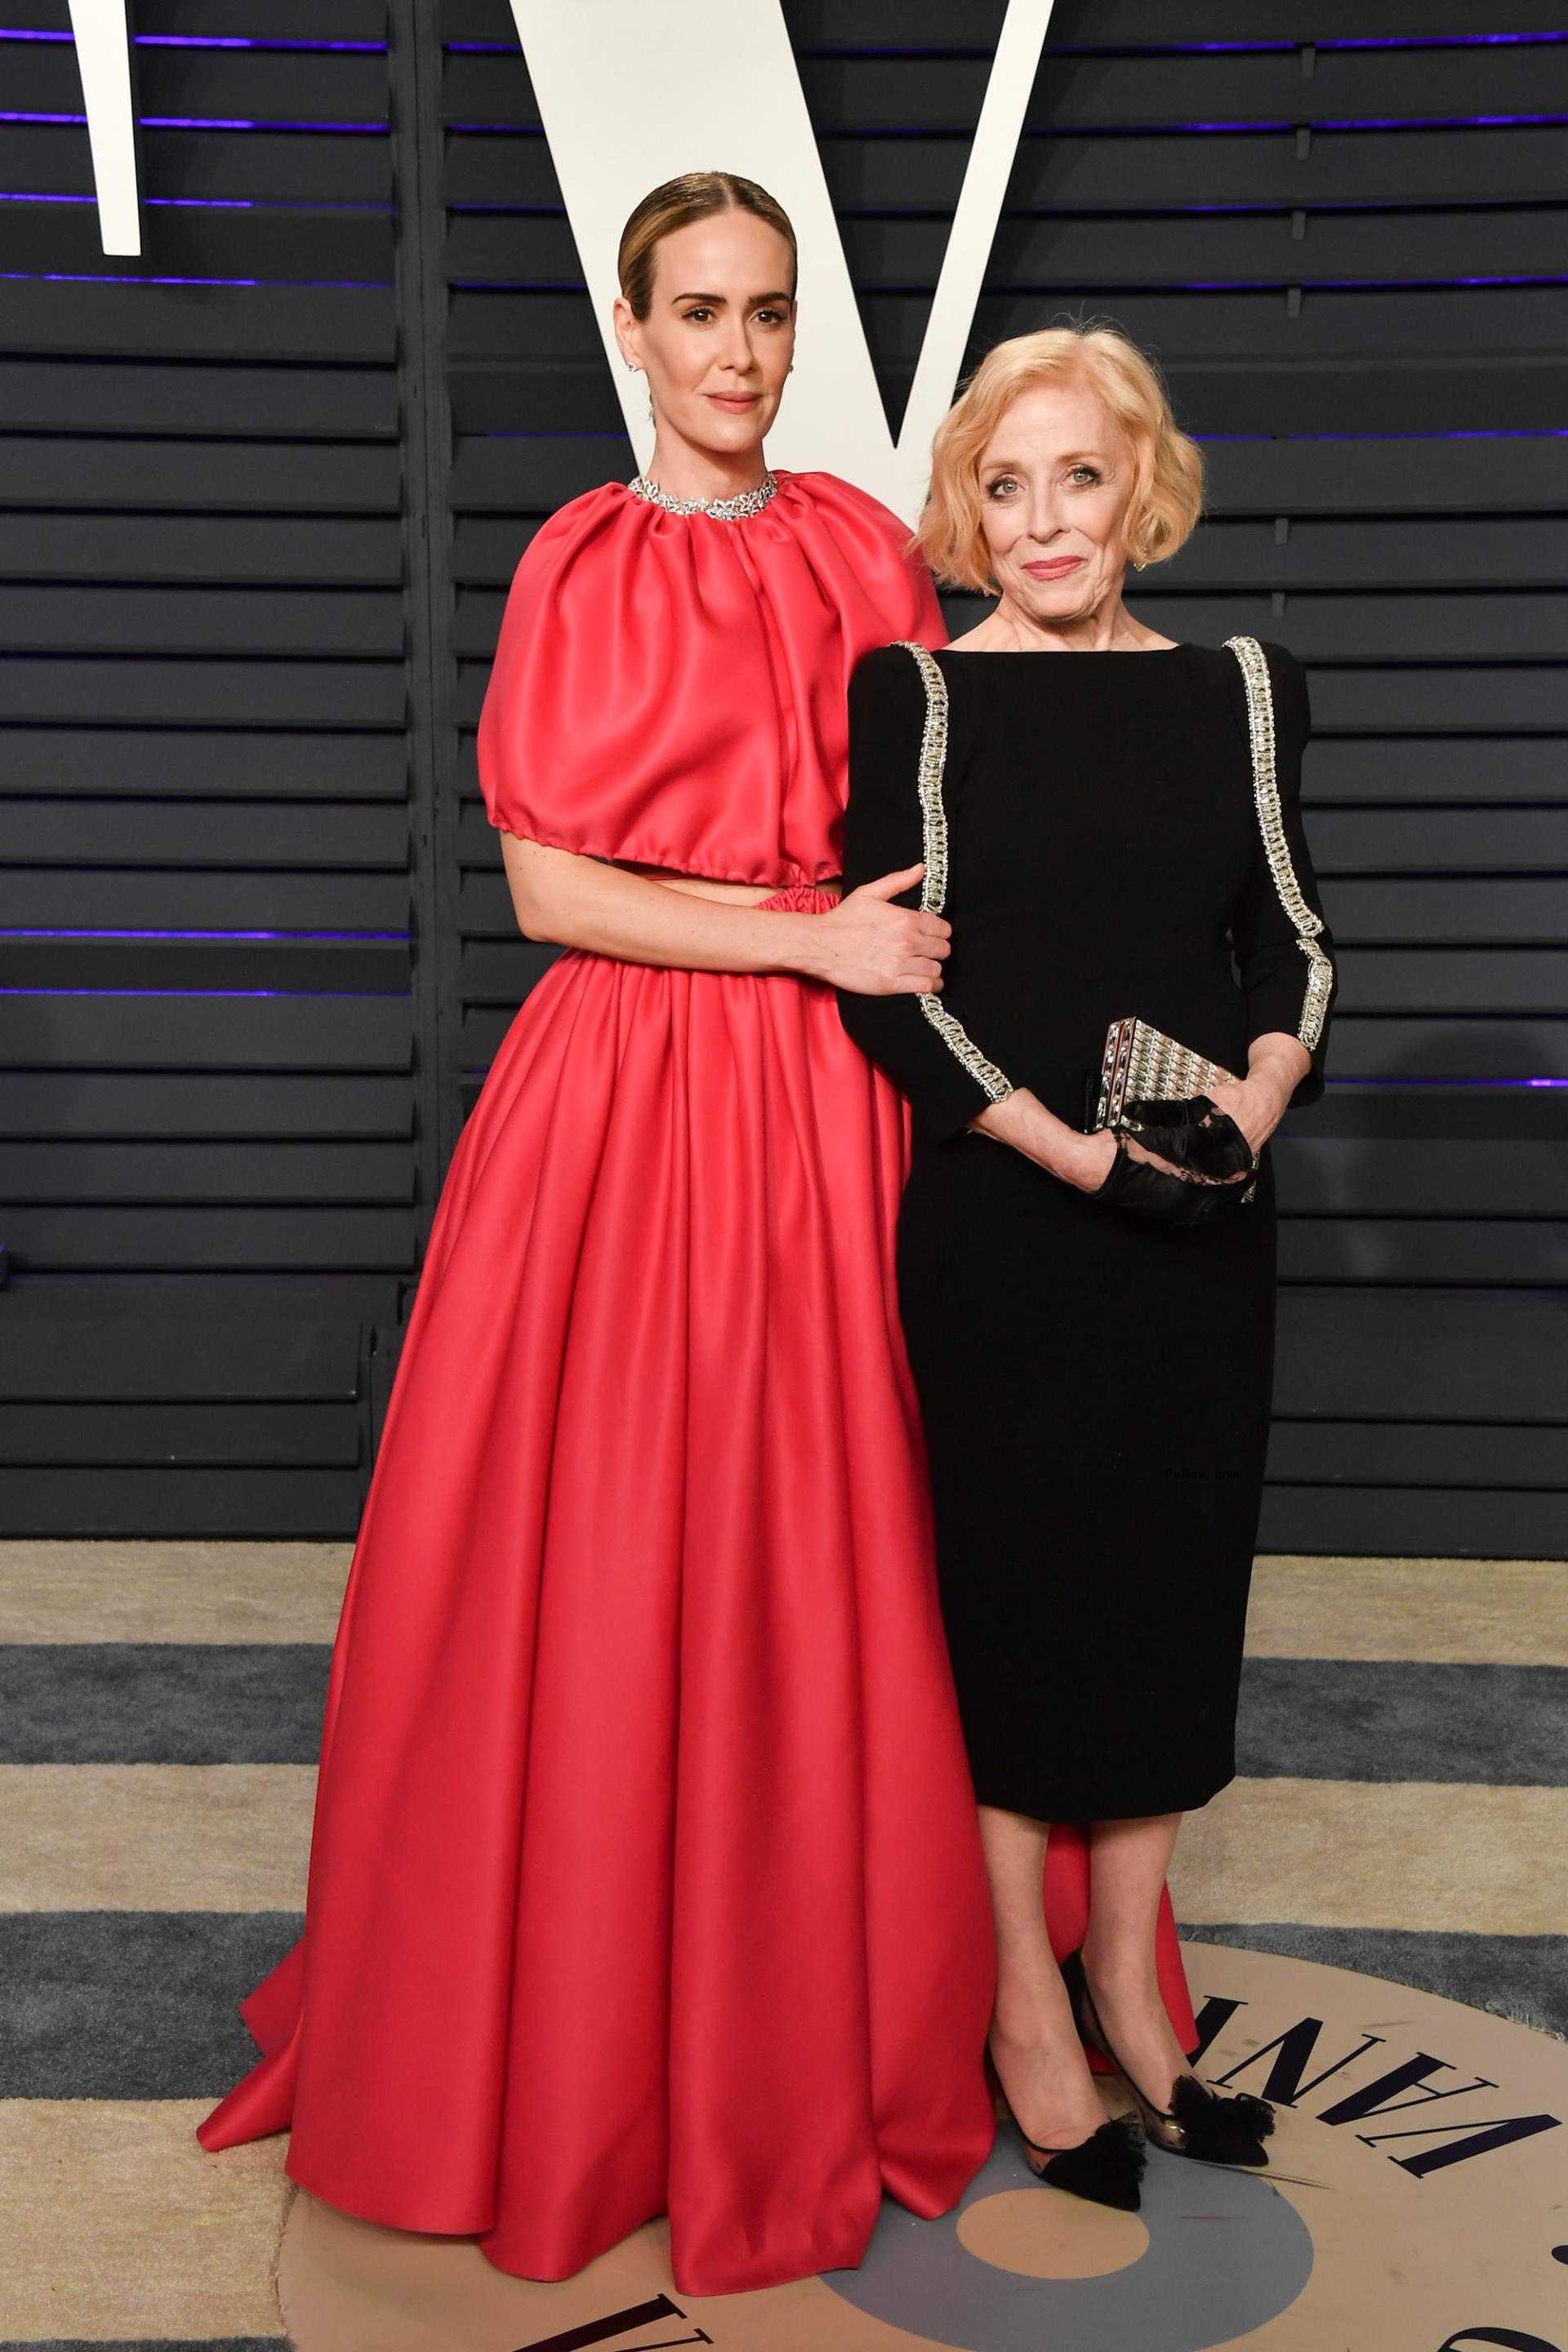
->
[507, 0, 1055, 524]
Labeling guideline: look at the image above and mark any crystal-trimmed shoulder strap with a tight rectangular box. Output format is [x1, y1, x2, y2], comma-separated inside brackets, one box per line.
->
[891, 642, 1014, 1106]
[1223, 634, 1334, 1053]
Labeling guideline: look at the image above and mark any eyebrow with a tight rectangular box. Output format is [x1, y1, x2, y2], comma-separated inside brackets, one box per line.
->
[669, 289, 794, 307]
[983, 448, 1112, 468]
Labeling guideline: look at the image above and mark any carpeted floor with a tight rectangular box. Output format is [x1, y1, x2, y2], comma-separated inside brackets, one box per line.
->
[0, 1541, 1563, 2345]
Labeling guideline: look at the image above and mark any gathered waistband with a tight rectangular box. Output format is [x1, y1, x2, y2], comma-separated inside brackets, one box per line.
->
[756, 884, 841, 913]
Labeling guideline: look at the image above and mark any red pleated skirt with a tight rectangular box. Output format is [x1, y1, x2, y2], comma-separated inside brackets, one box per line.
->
[198, 890, 1194, 2295]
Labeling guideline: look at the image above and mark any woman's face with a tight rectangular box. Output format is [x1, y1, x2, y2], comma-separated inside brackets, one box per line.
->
[614, 211, 796, 460]
[974, 376, 1139, 625]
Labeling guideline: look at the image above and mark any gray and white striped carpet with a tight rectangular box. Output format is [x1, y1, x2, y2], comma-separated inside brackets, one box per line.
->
[2, 1542, 1563, 2344]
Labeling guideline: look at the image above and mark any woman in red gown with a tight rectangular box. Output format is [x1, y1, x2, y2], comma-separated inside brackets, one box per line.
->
[199, 173, 989, 2297]
[199, 172, 1194, 2292]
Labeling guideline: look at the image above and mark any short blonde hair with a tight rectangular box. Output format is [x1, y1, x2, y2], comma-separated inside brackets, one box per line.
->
[918, 323, 1204, 591]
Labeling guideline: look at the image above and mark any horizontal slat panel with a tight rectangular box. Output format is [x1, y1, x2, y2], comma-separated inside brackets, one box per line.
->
[0, 359, 399, 439]
[0, 439, 401, 512]
[1312, 669, 1568, 732]
[0, 1399, 360, 1469]
[22, 0, 386, 40]
[0, 871, 408, 928]
[1280, 1220, 1568, 1285]
[457, 939, 567, 1001]
[439, 41, 1568, 136]
[1321, 881, 1568, 943]
[1136, 595, 1568, 665]
[5, 205, 394, 285]
[0, 730, 406, 800]
[2, 1205, 416, 1271]
[0, 121, 393, 206]
[1303, 739, 1567, 806]
[0, 281, 397, 365]
[10, 46, 390, 125]
[0, 659, 405, 727]
[1043, 2, 1568, 37]
[447, 430, 627, 510]
[0, 586, 403, 657]
[975, 286, 1568, 367]
[0, 994, 412, 1069]
[1275, 1288, 1568, 1421]
[1284, 1089, 1568, 1143]
[0, 513, 403, 586]
[1265, 1420, 1568, 1491]
[813, 124, 1568, 214]
[0, 1070, 412, 1138]
[0, 1318, 359, 1401]
[0, 1463, 362, 1538]
[0, 1141, 412, 1202]
[1163, 519, 1568, 595]
[0, 800, 408, 867]
[1256, 1485, 1566, 1557]
[788, 2, 1568, 46]
[1311, 810, 1568, 875]
[1274, 1138, 1568, 1216]
[1325, 1016, 1568, 1079]
[0, 942, 408, 995]
[1327, 951, 1568, 1013]
[444, 207, 1568, 292]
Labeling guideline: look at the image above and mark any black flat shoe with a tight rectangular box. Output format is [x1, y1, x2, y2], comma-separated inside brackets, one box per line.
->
[1059, 1949, 1275, 2168]
[1018, 2113, 1145, 2212]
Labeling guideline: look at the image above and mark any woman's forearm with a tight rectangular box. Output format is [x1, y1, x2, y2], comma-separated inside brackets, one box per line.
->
[972, 1088, 1110, 1192]
[501, 834, 823, 978]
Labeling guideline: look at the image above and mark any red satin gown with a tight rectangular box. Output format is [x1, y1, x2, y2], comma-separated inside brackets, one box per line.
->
[197, 470, 1196, 2295]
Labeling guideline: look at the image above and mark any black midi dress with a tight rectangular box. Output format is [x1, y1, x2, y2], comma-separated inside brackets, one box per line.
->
[838, 638, 1336, 1824]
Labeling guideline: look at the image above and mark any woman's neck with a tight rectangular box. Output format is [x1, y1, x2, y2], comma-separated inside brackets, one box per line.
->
[960, 592, 1173, 654]
[642, 429, 769, 506]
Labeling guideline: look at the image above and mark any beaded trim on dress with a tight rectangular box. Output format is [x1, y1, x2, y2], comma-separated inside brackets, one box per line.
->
[629, 472, 779, 521]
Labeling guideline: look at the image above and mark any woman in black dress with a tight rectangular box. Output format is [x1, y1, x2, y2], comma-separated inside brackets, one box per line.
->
[840, 325, 1335, 2210]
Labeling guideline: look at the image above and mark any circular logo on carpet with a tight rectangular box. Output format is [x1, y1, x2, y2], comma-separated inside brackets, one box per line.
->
[279, 1944, 1568, 2352]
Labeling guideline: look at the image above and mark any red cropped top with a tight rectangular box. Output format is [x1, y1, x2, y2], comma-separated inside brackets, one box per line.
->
[476, 468, 945, 888]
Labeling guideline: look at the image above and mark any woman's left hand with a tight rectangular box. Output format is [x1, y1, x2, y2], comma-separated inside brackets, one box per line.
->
[1207, 1036, 1310, 1156]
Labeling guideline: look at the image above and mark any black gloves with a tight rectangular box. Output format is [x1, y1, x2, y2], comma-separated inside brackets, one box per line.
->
[1091, 1096, 1256, 1225]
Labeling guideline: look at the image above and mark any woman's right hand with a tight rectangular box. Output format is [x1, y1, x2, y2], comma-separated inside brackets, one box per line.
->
[808, 863, 952, 996]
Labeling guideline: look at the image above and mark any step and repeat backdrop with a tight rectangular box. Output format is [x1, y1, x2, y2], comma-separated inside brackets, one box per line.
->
[1, 1, 1565, 1549]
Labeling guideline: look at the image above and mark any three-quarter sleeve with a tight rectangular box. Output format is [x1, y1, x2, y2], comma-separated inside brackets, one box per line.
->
[837, 646, 1009, 1141]
[1227, 638, 1337, 1109]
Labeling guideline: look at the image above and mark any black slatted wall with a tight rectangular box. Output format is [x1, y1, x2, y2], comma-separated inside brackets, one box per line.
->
[0, 1, 418, 1532]
[2, 1, 1565, 1553]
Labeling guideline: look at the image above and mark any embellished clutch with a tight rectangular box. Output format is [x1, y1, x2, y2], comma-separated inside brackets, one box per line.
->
[1089, 1015, 1240, 1134]
[1089, 1017, 1258, 1213]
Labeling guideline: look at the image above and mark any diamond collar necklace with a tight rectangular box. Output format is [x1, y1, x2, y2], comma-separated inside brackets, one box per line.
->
[629, 471, 778, 521]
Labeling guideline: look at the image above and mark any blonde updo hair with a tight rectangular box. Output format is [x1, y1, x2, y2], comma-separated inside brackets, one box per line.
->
[918, 323, 1204, 592]
[617, 171, 798, 320]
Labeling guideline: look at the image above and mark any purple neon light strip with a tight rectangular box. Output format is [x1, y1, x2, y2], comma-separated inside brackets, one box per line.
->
[0, 28, 386, 47]
[0, 270, 389, 289]
[0, 987, 408, 1000]
[1195, 428, 1568, 443]
[1328, 1076, 1568, 1089]
[0, 112, 387, 131]
[0, 929, 409, 942]
[0, 191, 255, 209]
[0, 194, 393, 215]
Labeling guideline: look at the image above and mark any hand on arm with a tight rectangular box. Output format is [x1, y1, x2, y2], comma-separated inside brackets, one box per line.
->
[500, 835, 949, 996]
